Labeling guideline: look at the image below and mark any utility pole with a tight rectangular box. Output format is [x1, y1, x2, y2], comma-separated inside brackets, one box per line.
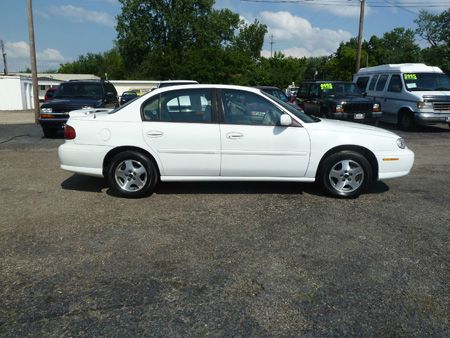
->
[270, 34, 275, 58]
[1, 40, 7, 75]
[355, 0, 365, 73]
[27, 0, 40, 122]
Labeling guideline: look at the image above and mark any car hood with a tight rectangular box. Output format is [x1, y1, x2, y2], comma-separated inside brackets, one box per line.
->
[328, 95, 373, 103]
[41, 98, 103, 110]
[308, 118, 397, 138]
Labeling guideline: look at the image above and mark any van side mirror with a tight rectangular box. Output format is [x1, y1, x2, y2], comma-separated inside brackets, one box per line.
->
[280, 114, 292, 126]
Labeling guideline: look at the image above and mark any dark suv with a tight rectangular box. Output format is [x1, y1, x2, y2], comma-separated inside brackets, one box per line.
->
[39, 80, 118, 137]
[296, 81, 381, 123]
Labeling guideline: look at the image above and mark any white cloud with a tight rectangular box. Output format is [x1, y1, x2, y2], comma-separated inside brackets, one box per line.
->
[47, 5, 115, 28]
[4, 41, 66, 71]
[260, 11, 352, 58]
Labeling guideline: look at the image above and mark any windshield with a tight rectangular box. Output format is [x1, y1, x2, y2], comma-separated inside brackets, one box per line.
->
[54, 82, 103, 99]
[321, 82, 362, 96]
[403, 72, 450, 91]
[261, 91, 318, 123]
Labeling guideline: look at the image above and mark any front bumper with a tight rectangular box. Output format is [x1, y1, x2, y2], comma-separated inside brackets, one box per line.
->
[38, 117, 68, 128]
[415, 112, 450, 125]
[329, 111, 382, 122]
[376, 148, 415, 180]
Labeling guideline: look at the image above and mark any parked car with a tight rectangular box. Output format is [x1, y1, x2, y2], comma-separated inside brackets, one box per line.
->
[354, 63, 450, 129]
[256, 86, 304, 111]
[44, 86, 59, 101]
[296, 81, 382, 124]
[39, 80, 118, 138]
[120, 91, 138, 105]
[59, 84, 414, 199]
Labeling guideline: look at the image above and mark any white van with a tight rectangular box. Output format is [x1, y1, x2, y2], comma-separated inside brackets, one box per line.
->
[354, 63, 450, 129]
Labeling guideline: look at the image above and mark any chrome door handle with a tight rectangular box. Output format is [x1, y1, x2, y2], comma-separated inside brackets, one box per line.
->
[146, 131, 164, 137]
[226, 132, 243, 139]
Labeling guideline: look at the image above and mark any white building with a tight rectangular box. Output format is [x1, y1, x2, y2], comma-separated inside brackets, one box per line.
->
[0, 75, 34, 110]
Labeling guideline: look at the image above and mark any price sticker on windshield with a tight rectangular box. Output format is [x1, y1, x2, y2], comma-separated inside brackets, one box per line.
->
[403, 74, 417, 80]
[320, 83, 333, 90]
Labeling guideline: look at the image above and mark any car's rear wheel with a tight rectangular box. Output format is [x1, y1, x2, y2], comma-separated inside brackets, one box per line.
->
[319, 151, 372, 198]
[107, 151, 158, 198]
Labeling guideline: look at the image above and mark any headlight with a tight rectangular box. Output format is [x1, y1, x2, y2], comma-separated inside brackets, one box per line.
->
[41, 108, 52, 113]
[396, 138, 406, 149]
[335, 104, 344, 113]
[372, 103, 381, 112]
[82, 106, 94, 109]
[417, 101, 433, 109]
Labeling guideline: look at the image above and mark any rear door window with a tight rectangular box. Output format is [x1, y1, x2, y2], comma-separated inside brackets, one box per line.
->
[375, 75, 389, 91]
[368, 75, 379, 91]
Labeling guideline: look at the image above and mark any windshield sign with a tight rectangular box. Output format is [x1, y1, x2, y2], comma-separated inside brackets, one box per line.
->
[403, 73, 450, 91]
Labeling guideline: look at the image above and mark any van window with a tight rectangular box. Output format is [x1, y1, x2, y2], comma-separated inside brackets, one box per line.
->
[368, 75, 379, 91]
[356, 76, 370, 91]
[387, 75, 402, 92]
[375, 75, 389, 91]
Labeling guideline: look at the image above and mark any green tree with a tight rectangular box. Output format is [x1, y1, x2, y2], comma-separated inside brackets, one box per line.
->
[415, 9, 450, 73]
[116, 0, 256, 80]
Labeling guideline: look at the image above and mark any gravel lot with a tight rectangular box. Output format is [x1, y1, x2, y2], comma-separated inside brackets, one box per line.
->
[1, 120, 449, 337]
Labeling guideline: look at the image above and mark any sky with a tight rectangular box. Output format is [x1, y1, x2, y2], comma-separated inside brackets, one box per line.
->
[0, 0, 448, 72]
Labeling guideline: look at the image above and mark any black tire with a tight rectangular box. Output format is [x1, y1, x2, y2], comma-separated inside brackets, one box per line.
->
[42, 126, 57, 138]
[319, 151, 372, 198]
[398, 111, 416, 131]
[107, 151, 158, 198]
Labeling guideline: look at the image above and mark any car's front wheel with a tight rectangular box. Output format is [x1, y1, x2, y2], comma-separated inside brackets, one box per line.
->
[107, 151, 158, 198]
[319, 151, 372, 198]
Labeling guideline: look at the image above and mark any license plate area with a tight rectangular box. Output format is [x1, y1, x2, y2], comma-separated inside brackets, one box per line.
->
[354, 113, 365, 120]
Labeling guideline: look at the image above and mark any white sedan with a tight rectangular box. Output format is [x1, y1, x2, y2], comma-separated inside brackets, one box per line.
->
[58, 84, 414, 198]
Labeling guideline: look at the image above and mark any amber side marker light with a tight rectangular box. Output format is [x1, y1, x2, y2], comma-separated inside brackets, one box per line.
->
[64, 125, 76, 140]
[383, 158, 399, 161]
[40, 114, 54, 118]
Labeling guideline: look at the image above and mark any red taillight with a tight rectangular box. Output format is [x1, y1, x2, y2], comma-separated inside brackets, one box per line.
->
[64, 125, 76, 140]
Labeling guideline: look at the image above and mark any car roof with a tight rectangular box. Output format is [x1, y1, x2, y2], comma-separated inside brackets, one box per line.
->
[255, 86, 281, 90]
[301, 81, 355, 84]
[357, 63, 443, 74]
[149, 84, 264, 96]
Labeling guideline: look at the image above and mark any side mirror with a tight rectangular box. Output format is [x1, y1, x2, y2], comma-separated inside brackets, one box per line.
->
[280, 114, 292, 126]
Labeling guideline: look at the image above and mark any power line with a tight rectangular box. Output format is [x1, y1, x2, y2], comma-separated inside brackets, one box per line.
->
[240, 0, 450, 6]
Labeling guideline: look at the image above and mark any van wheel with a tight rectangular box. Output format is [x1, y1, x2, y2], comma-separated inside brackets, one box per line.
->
[399, 111, 416, 130]
[107, 151, 158, 198]
[319, 151, 372, 198]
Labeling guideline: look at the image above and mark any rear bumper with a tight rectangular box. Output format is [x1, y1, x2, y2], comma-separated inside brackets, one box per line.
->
[58, 142, 110, 177]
